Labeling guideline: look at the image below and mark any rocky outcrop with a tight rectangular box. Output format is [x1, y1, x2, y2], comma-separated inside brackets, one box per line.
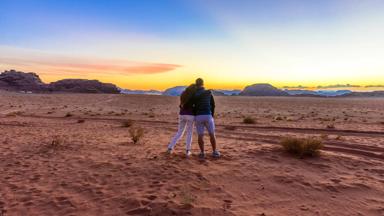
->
[240, 83, 289, 96]
[0, 70, 47, 91]
[0, 70, 120, 93]
[48, 79, 120, 93]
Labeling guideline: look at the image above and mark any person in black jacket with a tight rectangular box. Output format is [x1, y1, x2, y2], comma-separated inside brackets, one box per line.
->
[193, 78, 220, 158]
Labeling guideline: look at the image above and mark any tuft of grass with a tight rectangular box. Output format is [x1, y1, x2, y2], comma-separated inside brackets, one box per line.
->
[224, 125, 236, 131]
[129, 127, 144, 144]
[5, 111, 23, 117]
[180, 187, 196, 206]
[121, 119, 134, 128]
[51, 136, 63, 148]
[335, 135, 343, 140]
[320, 134, 328, 140]
[65, 112, 73, 117]
[281, 137, 323, 158]
[275, 116, 284, 121]
[243, 116, 256, 124]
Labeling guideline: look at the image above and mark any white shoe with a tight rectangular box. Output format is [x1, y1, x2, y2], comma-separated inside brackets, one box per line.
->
[186, 150, 192, 157]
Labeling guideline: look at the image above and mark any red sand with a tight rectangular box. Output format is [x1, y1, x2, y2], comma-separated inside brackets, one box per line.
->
[1, 92, 384, 215]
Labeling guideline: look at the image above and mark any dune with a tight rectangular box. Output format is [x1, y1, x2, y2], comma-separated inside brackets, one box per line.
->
[0, 91, 383, 215]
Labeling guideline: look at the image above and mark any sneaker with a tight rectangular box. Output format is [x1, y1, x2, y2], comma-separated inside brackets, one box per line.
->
[212, 150, 221, 158]
[166, 148, 173, 154]
[186, 150, 192, 157]
[198, 152, 205, 159]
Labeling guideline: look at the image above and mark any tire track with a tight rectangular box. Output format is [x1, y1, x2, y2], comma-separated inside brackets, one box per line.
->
[12, 114, 384, 160]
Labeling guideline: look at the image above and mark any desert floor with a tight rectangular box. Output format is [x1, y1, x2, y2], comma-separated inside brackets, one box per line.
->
[0, 92, 384, 216]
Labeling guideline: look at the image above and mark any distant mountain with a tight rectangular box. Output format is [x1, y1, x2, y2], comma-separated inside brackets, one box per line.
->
[162, 86, 239, 96]
[345, 91, 384, 97]
[285, 89, 352, 97]
[120, 89, 162, 95]
[0, 70, 120, 93]
[211, 90, 226, 96]
[215, 89, 241, 96]
[240, 83, 289, 96]
[162, 86, 187, 96]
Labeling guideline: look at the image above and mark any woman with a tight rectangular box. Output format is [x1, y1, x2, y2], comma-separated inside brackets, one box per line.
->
[167, 84, 197, 156]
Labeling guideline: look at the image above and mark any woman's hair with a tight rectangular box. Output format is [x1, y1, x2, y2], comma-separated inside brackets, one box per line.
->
[180, 84, 197, 106]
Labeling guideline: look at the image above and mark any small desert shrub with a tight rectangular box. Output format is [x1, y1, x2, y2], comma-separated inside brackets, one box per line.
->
[320, 134, 328, 140]
[65, 112, 73, 117]
[121, 119, 134, 128]
[326, 124, 335, 129]
[77, 119, 85, 123]
[5, 111, 23, 117]
[224, 125, 236, 131]
[180, 187, 196, 206]
[51, 136, 63, 148]
[281, 137, 323, 158]
[275, 116, 284, 121]
[148, 113, 155, 118]
[129, 127, 144, 144]
[243, 116, 256, 124]
[335, 135, 343, 140]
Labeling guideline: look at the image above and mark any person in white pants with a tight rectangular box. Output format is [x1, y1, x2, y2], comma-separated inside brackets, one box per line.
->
[167, 84, 197, 156]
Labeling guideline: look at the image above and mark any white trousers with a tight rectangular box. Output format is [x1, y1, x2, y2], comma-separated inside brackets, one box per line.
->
[168, 115, 195, 151]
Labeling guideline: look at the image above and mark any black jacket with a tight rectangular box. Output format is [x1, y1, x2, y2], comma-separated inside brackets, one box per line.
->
[193, 87, 215, 116]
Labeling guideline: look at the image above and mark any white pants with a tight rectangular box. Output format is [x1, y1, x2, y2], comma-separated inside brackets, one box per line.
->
[168, 115, 195, 151]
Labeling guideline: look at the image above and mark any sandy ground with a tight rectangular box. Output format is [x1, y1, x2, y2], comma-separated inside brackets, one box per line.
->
[0, 91, 384, 216]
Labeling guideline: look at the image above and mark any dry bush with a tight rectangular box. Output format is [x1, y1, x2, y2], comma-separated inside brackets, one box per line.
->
[121, 119, 134, 128]
[65, 112, 73, 117]
[335, 135, 343, 140]
[243, 116, 256, 124]
[275, 116, 284, 121]
[281, 137, 323, 158]
[320, 134, 328, 140]
[129, 127, 144, 144]
[5, 111, 23, 117]
[39, 135, 66, 155]
[224, 125, 236, 131]
[326, 124, 335, 129]
[77, 119, 85, 123]
[180, 187, 196, 206]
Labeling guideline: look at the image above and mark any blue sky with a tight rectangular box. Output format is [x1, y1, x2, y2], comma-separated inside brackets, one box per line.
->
[1, 0, 384, 90]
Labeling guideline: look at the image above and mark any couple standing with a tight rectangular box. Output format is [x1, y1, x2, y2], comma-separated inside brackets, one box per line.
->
[167, 78, 220, 159]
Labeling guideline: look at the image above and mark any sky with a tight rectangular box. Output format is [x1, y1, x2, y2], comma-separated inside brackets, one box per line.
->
[1, 0, 384, 90]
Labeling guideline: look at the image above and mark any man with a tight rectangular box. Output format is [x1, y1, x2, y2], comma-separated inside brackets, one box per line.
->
[193, 78, 220, 158]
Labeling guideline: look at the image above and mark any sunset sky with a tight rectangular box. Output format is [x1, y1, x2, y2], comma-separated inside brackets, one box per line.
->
[1, 0, 384, 90]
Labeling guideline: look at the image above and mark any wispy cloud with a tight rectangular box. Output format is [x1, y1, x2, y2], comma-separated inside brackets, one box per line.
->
[0, 47, 181, 77]
[317, 84, 361, 89]
[365, 85, 384, 88]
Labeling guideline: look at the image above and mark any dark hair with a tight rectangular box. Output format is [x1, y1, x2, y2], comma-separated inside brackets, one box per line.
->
[195, 78, 204, 87]
[180, 84, 197, 106]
